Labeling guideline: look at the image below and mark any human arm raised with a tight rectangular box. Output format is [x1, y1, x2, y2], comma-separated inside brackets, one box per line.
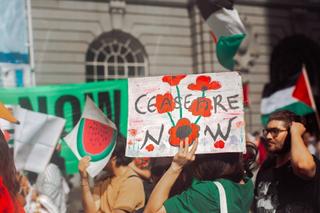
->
[290, 122, 316, 179]
[79, 156, 97, 213]
[144, 138, 198, 213]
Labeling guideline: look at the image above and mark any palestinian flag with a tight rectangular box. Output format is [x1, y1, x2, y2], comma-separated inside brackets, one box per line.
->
[243, 82, 250, 108]
[197, 0, 246, 70]
[261, 68, 316, 125]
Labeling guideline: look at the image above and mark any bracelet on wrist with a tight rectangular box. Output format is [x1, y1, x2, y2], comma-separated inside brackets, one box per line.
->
[81, 182, 90, 187]
[80, 175, 89, 180]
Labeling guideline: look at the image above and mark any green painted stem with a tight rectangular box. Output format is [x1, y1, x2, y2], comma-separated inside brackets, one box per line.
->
[195, 116, 201, 124]
[167, 112, 175, 126]
[194, 90, 206, 124]
[176, 85, 182, 119]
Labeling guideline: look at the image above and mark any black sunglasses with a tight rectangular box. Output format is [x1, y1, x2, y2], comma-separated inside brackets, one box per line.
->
[262, 128, 287, 138]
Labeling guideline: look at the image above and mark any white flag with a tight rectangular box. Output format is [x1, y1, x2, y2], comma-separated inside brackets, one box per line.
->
[64, 97, 117, 177]
[13, 106, 66, 173]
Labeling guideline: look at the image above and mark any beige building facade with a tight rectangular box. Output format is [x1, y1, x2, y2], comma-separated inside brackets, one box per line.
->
[31, 0, 320, 131]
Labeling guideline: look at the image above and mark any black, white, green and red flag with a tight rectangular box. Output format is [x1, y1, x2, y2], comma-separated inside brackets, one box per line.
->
[197, 0, 246, 70]
[243, 82, 250, 108]
[261, 68, 317, 125]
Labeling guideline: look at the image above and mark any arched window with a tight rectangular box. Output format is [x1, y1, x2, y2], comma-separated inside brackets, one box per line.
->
[85, 30, 148, 81]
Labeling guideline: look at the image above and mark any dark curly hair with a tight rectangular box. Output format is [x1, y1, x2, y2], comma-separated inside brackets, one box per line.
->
[111, 134, 132, 167]
[191, 153, 245, 183]
[268, 110, 304, 128]
[0, 131, 19, 200]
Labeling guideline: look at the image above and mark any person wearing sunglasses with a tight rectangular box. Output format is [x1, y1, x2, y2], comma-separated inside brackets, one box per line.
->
[253, 110, 320, 213]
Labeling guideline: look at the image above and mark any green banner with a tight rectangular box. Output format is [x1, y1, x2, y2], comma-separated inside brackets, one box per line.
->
[0, 80, 128, 174]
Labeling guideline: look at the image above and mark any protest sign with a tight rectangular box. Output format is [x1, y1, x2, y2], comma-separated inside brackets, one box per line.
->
[0, 80, 127, 174]
[64, 98, 117, 177]
[126, 72, 245, 157]
[13, 106, 66, 173]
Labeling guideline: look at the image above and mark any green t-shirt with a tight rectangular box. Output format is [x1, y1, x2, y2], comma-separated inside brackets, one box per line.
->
[164, 178, 254, 213]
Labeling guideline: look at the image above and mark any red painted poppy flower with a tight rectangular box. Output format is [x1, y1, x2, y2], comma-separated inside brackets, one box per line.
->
[128, 129, 138, 137]
[214, 140, 225, 149]
[162, 74, 186, 86]
[188, 97, 213, 117]
[145, 144, 155, 152]
[168, 118, 200, 147]
[188, 75, 221, 91]
[155, 92, 176, 113]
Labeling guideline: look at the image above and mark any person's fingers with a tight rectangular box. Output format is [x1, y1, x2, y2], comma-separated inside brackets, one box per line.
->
[84, 156, 91, 161]
[179, 140, 184, 153]
[81, 157, 91, 167]
[79, 157, 91, 171]
[184, 138, 190, 154]
[191, 155, 196, 161]
[80, 157, 87, 164]
[190, 138, 199, 155]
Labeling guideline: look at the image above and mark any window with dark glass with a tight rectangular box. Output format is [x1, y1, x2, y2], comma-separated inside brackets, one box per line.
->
[85, 30, 148, 81]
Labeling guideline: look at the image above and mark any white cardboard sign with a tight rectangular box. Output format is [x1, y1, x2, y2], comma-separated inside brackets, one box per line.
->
[126, 72, 245, 157]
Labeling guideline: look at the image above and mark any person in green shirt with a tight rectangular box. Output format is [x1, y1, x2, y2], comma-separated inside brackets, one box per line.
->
[144, 138, 254, 213]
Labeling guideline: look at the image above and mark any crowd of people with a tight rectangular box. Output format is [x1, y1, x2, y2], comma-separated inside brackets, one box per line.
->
[0, 110, 320, 212]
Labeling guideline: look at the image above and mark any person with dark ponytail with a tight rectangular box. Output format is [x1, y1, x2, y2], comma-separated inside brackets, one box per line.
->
[145, 138, 254, 213]
[0, 130, 25, 213]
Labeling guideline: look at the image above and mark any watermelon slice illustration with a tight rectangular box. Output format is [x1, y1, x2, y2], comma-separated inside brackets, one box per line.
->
[77, 118, 117, 162]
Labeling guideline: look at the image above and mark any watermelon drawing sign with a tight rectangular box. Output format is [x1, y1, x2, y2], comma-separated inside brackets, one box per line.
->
[64, 97, 117, 177]
[77, 118, 116, 162]
[126, 72, 245, 157]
